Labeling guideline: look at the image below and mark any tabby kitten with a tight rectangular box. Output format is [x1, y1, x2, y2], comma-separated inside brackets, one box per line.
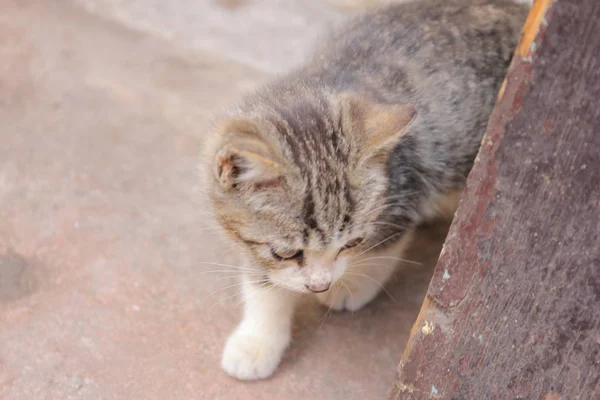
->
[203, 0, 527, 380]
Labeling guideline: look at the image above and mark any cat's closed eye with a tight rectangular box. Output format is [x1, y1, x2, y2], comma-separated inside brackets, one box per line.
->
[342, 237, 364, 251]
[271, 247, 303, 261]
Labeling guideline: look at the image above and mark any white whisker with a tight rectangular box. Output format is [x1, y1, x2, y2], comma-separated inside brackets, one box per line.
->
[211, 290, 246, 308]
[318, 284, 341, 328]
[236, 282, 279, 308]
[358, 220, 406, 231]
[196, 261, 256, 272]
[347, 263, 394, 269]
[195, 269, 261, 276]
[210, 280, 271, 309]
[349, 232, 401, 261]
[351, 255, 421, 266]
[345, 271, 397, 304]
[362, 197, 415, 218]
[209, 278, 266, 296]
[215, 273, 266, 282]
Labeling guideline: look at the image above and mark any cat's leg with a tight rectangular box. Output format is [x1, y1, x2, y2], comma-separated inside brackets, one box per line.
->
[316, 233, 412, 312]
[221, 276, 300, 380]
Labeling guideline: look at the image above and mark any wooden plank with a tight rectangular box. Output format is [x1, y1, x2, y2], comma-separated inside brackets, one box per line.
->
[390, 0, 600, 398]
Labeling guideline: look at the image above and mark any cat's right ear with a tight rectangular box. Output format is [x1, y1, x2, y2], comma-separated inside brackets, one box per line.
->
[213, 118, 282, 189]
[340, 93, 416, 165]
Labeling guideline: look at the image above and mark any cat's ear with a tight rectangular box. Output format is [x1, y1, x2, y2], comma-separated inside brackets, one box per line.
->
[340, 94, 416, 163]
[213, 118, 282, 189]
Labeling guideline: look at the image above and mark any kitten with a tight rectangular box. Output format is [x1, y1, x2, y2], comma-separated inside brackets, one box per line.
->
[203, 0, 528, 380]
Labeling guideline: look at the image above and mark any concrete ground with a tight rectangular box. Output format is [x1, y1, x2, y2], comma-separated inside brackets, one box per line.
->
[0, 0, 448, 398]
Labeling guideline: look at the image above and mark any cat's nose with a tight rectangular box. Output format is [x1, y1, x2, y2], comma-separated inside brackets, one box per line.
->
[305, 282, 331, 293]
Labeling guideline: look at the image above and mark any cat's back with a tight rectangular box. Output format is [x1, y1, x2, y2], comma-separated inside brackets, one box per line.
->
[305, 0, 528, 95]
[295, 0, 529, 192]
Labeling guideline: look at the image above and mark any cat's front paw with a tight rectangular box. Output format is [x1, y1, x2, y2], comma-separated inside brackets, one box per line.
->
[315, 282, 381, 312]
[221, 330, 289, 380]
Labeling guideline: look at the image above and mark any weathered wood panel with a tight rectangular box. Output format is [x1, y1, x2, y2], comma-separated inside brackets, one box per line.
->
[390, 0, 600, 398]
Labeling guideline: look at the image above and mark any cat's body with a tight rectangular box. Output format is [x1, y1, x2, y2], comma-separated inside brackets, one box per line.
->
[204, 0, 528, 380]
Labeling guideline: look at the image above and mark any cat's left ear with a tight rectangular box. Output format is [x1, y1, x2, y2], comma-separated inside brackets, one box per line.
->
[340, 94, 416, 163]
[212, 118, 283, 190]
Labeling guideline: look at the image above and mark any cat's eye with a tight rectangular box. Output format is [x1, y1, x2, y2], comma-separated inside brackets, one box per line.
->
[343, 237, 364, 250]
[271, 247, 303, 261]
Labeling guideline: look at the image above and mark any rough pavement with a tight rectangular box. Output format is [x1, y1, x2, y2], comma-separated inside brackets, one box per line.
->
[0, 0, 448, 398]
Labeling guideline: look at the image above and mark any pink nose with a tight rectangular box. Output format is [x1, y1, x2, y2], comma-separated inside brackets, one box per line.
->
[305, 282, 330, 293]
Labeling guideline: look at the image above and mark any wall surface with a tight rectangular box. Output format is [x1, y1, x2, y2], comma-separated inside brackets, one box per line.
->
[391, 0, 600, 398]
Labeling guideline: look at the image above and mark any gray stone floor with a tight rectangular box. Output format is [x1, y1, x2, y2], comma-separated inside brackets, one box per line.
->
[0, 0, 448, 398]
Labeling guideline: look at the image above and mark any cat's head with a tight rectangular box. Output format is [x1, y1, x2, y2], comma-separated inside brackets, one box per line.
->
[203, 92, 415, 293]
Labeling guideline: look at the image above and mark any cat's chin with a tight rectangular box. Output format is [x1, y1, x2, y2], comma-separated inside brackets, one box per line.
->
[271, 282, 312, 294]
[266, 276, 313, 294]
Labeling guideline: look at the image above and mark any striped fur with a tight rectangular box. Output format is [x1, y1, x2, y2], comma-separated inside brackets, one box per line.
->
[205, 0, 527, 270]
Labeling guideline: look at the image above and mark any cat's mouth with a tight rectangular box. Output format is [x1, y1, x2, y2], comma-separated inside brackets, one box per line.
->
[304, 282, 330, 293]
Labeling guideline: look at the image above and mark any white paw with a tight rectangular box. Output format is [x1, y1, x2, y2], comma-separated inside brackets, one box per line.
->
[315, 282, 381, 312]
[221, 330, 288, 380]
